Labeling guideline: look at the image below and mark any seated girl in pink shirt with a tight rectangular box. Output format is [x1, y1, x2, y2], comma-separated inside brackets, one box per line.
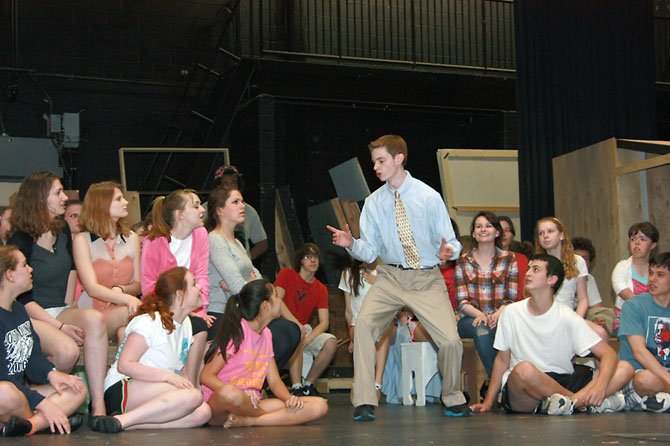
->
[200, 280, 328, 428]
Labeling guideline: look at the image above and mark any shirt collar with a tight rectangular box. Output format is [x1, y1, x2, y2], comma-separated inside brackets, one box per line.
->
[90, 232, 127, 244]
[385, 170, 413, 195]
[465, 246, 503, 263]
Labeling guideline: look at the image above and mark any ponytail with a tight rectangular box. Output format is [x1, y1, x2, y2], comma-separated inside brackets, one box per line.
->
[133, 267, 189, 333]
[146, 196, 170, 241]
[204, 294, 243, 364]
[136, 292, 175, 333]
[204, 279, 274, 364]
[146, 189, 198, 241]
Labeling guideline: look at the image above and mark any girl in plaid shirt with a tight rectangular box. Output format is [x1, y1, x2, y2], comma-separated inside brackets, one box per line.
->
[455, 211, 518, 377]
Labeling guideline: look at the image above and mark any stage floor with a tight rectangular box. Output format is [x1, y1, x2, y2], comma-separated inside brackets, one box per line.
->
[9, 393, 670, 446]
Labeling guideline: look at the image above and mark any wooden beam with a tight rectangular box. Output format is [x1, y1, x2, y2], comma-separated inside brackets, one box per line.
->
[615, 153, 670, 177]
[451, 205, 520, 212]
[439, 149, 517, 159]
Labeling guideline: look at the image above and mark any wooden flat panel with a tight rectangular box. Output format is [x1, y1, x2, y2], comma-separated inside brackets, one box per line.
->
[647, 163, 670, 252]
[122, 191, 141, 227]
[553, 138, 618, 307]
[615, 149, 646, 260]
[275, 187, 303, 271]
[437, 148, 519, 240]
[452, 205, 520, 212]
[339, 199, 361, 239]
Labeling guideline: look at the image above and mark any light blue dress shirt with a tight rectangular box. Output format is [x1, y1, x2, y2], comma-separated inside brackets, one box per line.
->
[348, 171, 461, 267]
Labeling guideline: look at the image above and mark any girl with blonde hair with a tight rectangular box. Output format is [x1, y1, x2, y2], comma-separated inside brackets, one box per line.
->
[73, 181, 141, 340]
[535, 217, 608, 340]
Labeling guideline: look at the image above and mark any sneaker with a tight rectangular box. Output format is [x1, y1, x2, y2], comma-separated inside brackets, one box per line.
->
[444, 402, 473, 417]
[89, 415, 123, 433]
[641, 392, 670, 413]
[587, 392, 625, 413]
[353, 404, 376, 422]
[301, 383, 326, 399]
[540, 393, 575, 416]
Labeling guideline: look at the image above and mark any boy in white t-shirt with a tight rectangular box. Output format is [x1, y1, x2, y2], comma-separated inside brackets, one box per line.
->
[471, 254, 633, 415]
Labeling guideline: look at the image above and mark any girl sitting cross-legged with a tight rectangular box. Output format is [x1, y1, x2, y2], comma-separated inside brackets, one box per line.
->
[90, 267, 211, 433]
[0, 246, 86, 436]
[200, 279, 328, 428]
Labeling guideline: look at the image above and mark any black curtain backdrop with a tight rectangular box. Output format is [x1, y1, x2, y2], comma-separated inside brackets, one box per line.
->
[514, 0, 656, 240]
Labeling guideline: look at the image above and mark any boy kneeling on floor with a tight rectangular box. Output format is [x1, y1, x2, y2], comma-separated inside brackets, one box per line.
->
[471, 253, 633, 415]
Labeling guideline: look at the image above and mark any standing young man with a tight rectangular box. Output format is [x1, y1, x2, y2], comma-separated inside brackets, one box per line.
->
[328, 135, 465, 421]
[618, 252, 670, 412]
[275, 243, 337, 397]
[472, 254, 633, 415]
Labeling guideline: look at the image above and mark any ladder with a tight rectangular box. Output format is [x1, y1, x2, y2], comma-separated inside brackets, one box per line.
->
[137, 0, 255, 210]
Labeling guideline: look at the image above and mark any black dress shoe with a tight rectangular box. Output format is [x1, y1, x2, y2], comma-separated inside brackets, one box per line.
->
[68, 414, 83, 433]
[38, 414, 84, 434]
[2, 416, 33, 437]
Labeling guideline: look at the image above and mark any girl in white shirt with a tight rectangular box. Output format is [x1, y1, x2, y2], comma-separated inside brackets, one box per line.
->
[90, 267, 211, 433]
[338, 256, 389, 394]
[535, 217, 608, 341]
[611, 222, 659, 331]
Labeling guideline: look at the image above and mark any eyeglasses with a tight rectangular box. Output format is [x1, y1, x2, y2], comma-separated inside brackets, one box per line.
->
[302, 254, 319, 261]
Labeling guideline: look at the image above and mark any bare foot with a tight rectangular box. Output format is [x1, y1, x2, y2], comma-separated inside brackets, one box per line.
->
[223, 413, 252, 429]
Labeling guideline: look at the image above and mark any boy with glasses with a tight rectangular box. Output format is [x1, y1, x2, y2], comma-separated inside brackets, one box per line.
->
[275, 243, 336, 397]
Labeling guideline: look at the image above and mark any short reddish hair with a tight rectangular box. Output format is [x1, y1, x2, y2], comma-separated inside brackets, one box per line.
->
[368, 135, 408, 165]
[80, 181, 129, 240]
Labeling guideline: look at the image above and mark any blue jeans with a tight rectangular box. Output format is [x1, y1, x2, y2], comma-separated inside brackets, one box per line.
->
[457, 316, 496, 377]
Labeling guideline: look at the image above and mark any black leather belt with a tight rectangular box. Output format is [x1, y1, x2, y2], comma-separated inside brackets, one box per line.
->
[387, 264, 437, 271]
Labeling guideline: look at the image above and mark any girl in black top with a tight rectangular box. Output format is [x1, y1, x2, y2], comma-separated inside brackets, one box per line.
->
[0, 245, 86, 436]
[9, 172, 109, 417]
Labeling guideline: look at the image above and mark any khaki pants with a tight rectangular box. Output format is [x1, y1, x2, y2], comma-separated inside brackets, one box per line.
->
[352, 265, 466, 408]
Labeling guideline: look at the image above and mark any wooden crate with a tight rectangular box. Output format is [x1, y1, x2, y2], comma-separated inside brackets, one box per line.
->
[553, 138, 670, 306]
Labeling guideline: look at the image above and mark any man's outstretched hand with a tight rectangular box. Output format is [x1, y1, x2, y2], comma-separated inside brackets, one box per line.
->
[327, 224, 354, 248]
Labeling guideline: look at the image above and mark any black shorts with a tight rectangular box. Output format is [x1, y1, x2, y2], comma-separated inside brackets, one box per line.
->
[189, 314, 208, 335]
[104, 378, 132, 415]
[206, 311, 224, 341]
[501, 367, 593, 413]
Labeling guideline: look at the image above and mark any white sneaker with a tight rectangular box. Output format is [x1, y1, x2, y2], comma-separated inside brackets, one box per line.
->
[587, 392, 625, 413]
[641, 392, 670, 413]
[540, 393, 575, 415]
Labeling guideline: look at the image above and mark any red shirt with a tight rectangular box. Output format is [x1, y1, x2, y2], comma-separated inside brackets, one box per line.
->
[514, 252, 528, 300]
[440, 264, 457, 311]
[275, 268, 328, 325]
